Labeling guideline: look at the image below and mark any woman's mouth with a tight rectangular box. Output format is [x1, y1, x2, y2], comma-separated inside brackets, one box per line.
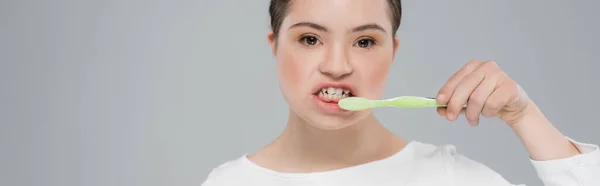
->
[312, 85, 356, 114]
[315, 87, 354, 102]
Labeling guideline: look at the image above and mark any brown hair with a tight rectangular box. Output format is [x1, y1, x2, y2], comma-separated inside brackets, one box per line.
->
[268, 0, 402, 39]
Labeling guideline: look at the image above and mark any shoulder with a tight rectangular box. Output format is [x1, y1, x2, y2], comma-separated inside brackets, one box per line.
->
[408, 141, 520, 186]
[200, 156, 250, 186]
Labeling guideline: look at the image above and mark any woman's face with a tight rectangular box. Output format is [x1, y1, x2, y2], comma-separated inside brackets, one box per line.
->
[269, 0, 399, 130]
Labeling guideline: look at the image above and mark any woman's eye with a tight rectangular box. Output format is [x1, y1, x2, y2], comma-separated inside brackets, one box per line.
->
[300, 36, 320, 46]
[355, 38, 375, 48]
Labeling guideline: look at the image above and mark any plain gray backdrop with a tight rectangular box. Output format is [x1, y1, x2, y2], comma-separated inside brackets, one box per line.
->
[1, 0, 598, 186]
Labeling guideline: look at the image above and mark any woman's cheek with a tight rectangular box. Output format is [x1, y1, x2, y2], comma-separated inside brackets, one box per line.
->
[370, 63, 390, 98]
[356, 51, 392, 98]
[277, 52, 300, 91]
[277, 47, 314, 100]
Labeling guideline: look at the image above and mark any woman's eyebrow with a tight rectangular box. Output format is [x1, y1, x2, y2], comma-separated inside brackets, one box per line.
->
[287, 22, 386, 34]
[351, 24, 387, 34]
[289, 22, 328, 32]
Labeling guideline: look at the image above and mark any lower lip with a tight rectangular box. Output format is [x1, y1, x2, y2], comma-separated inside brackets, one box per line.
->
[312, 95, 350, 114]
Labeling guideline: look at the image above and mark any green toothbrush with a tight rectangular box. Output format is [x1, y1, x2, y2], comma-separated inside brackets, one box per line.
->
[338, 96, 447, 111]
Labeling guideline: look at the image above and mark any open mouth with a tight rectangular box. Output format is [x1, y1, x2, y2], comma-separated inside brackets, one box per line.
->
[315, 87, 354, 102]
[312, 83, 357, 103]
[311, 83, 358, 113]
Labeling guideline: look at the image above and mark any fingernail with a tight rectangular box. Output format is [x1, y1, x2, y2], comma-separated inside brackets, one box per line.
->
[437, 95, 445, 103]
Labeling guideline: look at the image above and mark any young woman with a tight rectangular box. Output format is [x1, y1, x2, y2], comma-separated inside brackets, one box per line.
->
[202, 0, 600, 185]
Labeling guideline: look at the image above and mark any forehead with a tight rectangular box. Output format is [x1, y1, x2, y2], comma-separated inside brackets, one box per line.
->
[281, 0, 392, 32]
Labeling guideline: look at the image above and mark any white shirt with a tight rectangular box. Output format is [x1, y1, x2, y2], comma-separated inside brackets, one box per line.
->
[201, 137, 600, 186]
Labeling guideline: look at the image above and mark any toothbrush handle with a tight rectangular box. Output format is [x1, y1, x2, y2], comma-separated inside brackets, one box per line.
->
[426, 97, 467, 107]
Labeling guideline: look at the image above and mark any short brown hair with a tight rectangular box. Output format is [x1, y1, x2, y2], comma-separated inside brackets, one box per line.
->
[268, 0, 402, 39]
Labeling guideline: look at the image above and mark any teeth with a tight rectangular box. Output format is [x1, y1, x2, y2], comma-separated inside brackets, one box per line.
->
[335, 88, 343, 95]
[318, 86, 353, 100]
[327, 87, 335, 95]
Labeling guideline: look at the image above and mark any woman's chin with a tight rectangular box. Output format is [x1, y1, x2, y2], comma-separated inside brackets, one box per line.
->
[305, 113, 370, 130]
[289, 102, 373, 130]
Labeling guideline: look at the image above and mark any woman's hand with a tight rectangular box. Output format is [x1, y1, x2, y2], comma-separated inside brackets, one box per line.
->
[435, 59, 581, 161]
[435, 59, 532, 126]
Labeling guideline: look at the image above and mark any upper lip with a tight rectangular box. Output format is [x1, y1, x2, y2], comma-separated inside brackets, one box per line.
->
[311, 82, 358, 96]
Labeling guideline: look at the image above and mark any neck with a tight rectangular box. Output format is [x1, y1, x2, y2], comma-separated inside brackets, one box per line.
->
[253, 109, 407, 173]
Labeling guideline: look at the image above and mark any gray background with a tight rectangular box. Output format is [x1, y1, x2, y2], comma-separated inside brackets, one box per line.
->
[1, 0, 598, 185]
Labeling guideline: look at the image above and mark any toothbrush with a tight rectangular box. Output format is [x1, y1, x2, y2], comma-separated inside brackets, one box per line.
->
[338, 96, 451, 111]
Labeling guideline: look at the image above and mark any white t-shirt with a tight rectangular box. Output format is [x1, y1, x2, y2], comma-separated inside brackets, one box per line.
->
[201, 137, 600, 186]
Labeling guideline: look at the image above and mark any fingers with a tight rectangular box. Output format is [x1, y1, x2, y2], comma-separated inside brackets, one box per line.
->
[438, 60, 507, 126]
[446, 71, 485, 121]
[436, 59, 483, 105]
[437, 107, 465, 116]
[481, 80, 515, 117]
[465, 76, 498, 125]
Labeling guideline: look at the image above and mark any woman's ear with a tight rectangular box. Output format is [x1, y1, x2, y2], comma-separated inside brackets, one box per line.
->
[267, 29, 277, 55]
[393, 36, 400, 54]
[392, 36, 400, 59]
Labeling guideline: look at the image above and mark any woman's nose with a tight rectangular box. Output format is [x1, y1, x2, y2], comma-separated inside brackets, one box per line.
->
[318, 46, 353, 79]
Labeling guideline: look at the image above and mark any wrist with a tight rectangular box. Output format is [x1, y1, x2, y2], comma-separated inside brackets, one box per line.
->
[507, 102, 580, 160]
[505, 100, 540, 128]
